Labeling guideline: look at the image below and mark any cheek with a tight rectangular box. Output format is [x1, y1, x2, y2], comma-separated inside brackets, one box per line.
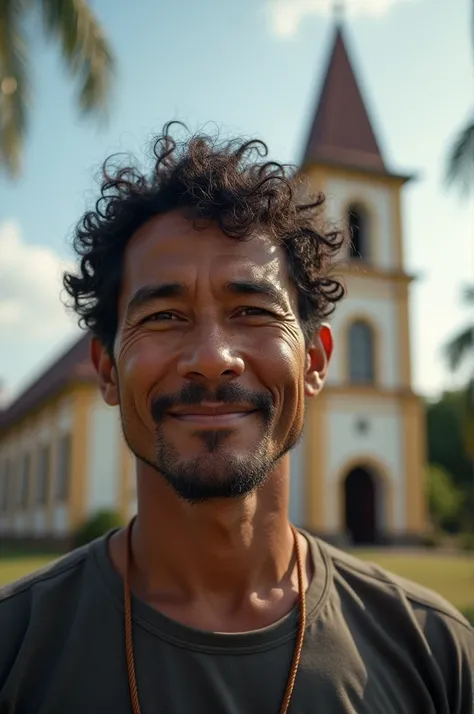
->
[116, 337, 168, 422]
[274, 335, 306, 379]
[260, 337, 306, 404]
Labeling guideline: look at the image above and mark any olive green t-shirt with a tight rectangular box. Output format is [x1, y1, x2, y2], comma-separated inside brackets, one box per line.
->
[0, 530, 472, 713]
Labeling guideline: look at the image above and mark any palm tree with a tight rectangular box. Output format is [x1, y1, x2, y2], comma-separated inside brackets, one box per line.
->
[444, 2, 474, 528]
[443, 286, 474, 480]
[444, 285, 474, 374]
[0, 0, 115, 177]
[444, 1, 474, 404]
[446, 0, 474, 193]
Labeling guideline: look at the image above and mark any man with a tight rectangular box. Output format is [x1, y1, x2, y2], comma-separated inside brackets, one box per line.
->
[0, 125, 472, 713]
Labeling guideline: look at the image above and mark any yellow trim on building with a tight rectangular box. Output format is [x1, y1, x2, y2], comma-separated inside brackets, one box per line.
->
[305, 162, 411, 189]
[391, 187, 404, 268]
[324, 384, 417, 400]
[45, 403, 58, 533]
[402, 395, 427, 534]
[304, 397, 326, 532]
[396, 282, 412, 388]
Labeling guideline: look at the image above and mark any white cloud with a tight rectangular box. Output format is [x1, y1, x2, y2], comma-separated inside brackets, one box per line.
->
[267, 0, 415, 38]
[0, 220, 78, 340]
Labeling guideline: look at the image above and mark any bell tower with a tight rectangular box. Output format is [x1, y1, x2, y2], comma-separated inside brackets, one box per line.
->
[290, 20, 427, 545]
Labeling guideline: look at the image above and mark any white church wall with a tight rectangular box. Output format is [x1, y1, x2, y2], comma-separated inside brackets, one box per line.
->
[33, 508, 46, 534]
[324, 397, 405, 533]
[52, 505, 69, 535]
[325, 176, 396, 270]
[86, 395, 122, 515]
[13, 514, 27, 534]
[58, 397, 74, 432]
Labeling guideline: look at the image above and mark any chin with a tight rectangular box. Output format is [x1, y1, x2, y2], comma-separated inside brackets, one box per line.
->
[157, 450, 274, 504]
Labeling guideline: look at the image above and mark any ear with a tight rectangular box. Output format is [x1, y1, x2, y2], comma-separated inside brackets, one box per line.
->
[90, 337, 119, 406]
[304, 323, 333, 398]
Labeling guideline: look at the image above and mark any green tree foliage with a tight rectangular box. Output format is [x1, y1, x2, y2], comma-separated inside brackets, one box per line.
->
[74, 509, 124, 548]
[443, 286, 474, 381]
[426, 464, 463, 533]
[0, 0, 115, 177]
[445, 0, 474, 193]
[426, 389, 473, 529]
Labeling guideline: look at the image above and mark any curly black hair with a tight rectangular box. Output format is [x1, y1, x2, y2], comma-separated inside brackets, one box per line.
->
[64, 123, 346, 355]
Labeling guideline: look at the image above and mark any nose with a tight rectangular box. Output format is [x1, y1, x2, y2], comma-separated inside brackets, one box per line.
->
[176, 326, 245, 383]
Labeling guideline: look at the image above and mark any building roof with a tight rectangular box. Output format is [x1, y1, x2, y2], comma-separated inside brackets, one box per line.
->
[301, 23, 387, 173]
[0, 333, 97, 433]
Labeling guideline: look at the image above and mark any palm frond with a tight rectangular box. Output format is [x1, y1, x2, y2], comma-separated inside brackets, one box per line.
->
[0, 0, 30, 177]
[444, 324, 474, 372]
[462, 283, 474, 304]
[461, 376, 474, 458]
[446, 119, 474, 195]
[41, 0, 115, 118]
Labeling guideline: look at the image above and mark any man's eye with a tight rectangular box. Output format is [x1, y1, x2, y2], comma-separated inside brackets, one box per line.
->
[237, 307, 273, 317]
[143, 312, 180, 322]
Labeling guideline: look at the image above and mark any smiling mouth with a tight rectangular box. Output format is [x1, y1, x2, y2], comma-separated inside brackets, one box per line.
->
[167, 403, 257, 428]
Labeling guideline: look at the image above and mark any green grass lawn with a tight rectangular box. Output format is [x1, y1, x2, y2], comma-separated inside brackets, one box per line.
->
[355, 550, 474, 613]
[0, 554, 60, 587]
[0, 549, 472, 618]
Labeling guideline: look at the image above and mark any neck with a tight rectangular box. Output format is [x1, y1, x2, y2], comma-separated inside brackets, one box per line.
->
[129, 456, 294, 599]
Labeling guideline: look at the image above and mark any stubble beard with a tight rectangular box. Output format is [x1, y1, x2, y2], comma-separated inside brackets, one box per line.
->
[123, 418, 303, 505]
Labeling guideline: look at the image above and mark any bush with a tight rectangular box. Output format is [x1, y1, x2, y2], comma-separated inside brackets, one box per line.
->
[74, 509, 125, 549]
[420, 530, 443, 549]
[426, 464, 463, 533]
[461, 606, 474, 626]
[459, 531, 474, 552]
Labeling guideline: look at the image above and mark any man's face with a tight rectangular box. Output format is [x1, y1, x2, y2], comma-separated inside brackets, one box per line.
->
[93, 211, 331, 502]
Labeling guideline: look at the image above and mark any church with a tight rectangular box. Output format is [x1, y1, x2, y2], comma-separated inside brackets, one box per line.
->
[0, 20, 427, 546]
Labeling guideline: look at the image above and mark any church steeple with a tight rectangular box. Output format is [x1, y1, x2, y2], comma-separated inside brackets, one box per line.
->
[301, 22, 387, 173]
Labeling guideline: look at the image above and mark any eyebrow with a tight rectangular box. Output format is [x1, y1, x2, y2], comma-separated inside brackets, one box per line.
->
[126, 283, 186, 317]
[126, 279, 289, 317]
[224, 280, 289, 311]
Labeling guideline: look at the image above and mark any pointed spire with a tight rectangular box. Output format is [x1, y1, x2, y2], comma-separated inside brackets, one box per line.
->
[301, 22, 386, 173]
[332, 0, 345, 26]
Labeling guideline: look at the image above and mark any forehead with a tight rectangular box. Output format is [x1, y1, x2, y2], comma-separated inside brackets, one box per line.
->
[121, 210, 292, 293]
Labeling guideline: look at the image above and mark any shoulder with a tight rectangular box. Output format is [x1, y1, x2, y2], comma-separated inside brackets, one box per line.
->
[314, 537, 473, 671]
[0, 540, 100, 685]
[319, 539, 471, 627]
[0, 543, 91, 611]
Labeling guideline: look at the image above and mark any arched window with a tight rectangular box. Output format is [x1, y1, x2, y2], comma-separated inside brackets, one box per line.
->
[347, 204, 370, 261]
[348, 320, 375, 384]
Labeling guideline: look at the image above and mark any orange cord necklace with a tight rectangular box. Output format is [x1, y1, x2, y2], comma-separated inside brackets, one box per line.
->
[123, 520, 306, 714]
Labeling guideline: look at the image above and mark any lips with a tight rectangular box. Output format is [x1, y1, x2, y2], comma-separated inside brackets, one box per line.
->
[167, 402, 257, 427]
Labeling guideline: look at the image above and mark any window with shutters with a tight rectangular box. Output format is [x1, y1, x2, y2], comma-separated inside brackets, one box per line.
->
[0, 460, 10, 513]
[348, 320, 376, 384]
[37, 446, 50, 505]
[19, 454, 30, 509]
[56, 434, 71, 501]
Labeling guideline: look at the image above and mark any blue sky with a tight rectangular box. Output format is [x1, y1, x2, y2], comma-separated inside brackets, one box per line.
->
[0, 0, 472, 402]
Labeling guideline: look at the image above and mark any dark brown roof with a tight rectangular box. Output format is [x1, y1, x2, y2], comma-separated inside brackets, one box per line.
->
[302, 24, 386, 173]
[0, 333, 97, 433]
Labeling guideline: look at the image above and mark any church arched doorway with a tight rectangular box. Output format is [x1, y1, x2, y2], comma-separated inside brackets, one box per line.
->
[343, 466, 383, 545]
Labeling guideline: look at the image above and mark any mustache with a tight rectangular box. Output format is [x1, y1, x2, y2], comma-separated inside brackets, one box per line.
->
[151, 381, 275, 424]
